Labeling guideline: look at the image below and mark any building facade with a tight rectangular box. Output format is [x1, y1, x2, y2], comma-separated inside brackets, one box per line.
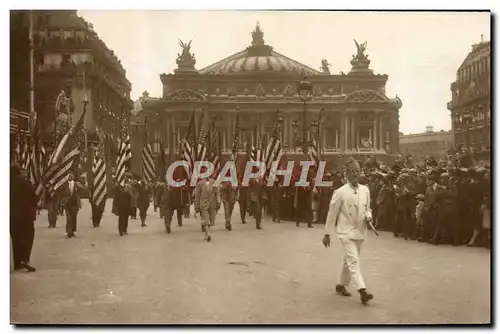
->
[400, 126, 453, 164]
[133, 24, 402, 175]
[10, 10, 133, 186]
[447, 39, 491, 161]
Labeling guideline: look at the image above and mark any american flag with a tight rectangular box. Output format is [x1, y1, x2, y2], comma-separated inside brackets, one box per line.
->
[308, 110, 323, 167]
[207, 118, 220, 170]
[41, 98, 87, 199]
[230, 111, 240, 162]
[264, 111, 283, 174]
[141, 124, 156, 183]
[14, 128, 29, 170]
[249, 121, 263, 163]
[91, 138, 107, 207]
[25, 113, 47, 206]
[181, 110, 196, 175]
[158, 140, 166, 178]
[48, 100, 87, 166]
[115, 114, 132, 187]
[309, 136, 320, 166]
[20, 138, 30, 170]
[195, 111, 208, 162]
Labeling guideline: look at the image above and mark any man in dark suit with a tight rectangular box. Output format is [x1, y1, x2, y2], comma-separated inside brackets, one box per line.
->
[166, 180, 188, 228]
[112, 178, 132, 236]
[137, 179, 151, 227]
[270, 177, 284, 223]
[10, 163, 37, 272]
[59, 173, 83, 238]
[238, 182, 249, 225]
[249, 176, 264, 230]
[294, 185, 314, 228]
[221, 180, 237, 231]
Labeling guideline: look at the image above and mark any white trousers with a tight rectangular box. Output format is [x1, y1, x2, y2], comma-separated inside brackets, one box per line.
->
[338, 238, 366, 290]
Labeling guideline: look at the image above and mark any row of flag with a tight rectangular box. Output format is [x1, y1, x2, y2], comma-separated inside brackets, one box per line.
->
[174, 108, 323, 181]
[14, 86, 133, 209]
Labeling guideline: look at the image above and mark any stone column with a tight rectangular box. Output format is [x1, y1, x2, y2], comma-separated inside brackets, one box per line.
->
[379, 114, 384, 151]
[350, 114, 356, 151]
[356, 126, 360, 151]
[340, 112, 346, 151]
[373, 112, 378, 150]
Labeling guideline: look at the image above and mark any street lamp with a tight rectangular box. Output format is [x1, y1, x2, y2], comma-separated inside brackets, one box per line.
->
[293, 77, 314, 154]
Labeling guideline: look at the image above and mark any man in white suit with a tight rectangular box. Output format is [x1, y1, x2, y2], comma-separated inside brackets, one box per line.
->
[322, 158, 374, 304]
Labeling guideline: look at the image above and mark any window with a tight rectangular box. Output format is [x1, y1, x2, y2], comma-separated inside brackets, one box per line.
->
[153, 130, 160, 154]
[63, 30, 73, 39]
[325, 127, 339, 149]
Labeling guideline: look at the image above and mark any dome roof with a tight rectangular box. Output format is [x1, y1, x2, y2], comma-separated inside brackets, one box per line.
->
[198, 23, 321, 76]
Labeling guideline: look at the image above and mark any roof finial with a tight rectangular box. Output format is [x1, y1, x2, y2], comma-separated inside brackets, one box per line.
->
[251, 21, 265, 47]
[481, 34, 484, 42]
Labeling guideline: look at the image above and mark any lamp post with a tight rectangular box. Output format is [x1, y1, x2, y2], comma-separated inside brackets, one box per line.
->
[293, 77, 314, 154]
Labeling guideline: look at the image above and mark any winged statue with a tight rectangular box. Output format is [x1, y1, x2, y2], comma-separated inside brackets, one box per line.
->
[353, 39, 367, 58]
[178, 39, 192, 57]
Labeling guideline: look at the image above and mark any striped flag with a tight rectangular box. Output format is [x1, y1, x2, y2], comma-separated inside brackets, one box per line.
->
[91, 151, 107, 207]
[45, 146, 81, 197]
[196, 111, 208, 162]
[158, 140, 166, 178]
[142, 142, 156, 183]
[249, 121, 262, 163]
[21, 139, 30, 170]
[308, 110, 323, 168]
[264, 111, 283, 175]
[230, 111, 240, 162]
[208, 118, 220, 170]
[309, 137, 320, 165]
[115, 114, 132, 187]
[48, 99, 87, 166]
[181, 110, 196, 175]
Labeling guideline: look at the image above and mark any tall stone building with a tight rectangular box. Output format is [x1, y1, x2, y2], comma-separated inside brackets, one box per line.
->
[400, 126, 454, 164]
[10, 10, 133, 185]
[133, 23, 402, 174]
[447, 38, 491, 161]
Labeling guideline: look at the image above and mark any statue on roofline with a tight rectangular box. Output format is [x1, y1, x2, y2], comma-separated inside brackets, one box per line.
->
[176, 39, 196, 69]
[320, 59, 331, 74]
[353, 40, 367, 59]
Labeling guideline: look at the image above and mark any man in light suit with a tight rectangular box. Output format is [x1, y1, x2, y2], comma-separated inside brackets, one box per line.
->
[323, 158, 374, 305]
[194, 174, 221, 242]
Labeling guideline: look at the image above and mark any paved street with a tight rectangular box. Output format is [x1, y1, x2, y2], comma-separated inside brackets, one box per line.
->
[11, 199, 490, 324]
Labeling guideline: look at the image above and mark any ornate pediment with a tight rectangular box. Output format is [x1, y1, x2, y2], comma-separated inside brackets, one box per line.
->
[345, 89, 388, 103]
[165, 89, 206, 102]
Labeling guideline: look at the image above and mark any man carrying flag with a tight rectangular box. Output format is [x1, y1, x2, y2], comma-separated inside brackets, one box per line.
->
[90, 129, 107, 228]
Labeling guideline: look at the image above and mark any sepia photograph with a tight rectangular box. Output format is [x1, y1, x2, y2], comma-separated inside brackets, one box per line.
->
[9, 7, 492, 325]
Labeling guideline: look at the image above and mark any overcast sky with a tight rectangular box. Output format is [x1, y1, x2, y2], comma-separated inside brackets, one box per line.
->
[78, 10, 490, 134]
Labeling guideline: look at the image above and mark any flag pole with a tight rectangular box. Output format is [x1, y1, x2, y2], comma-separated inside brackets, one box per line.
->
[82, 70, 89, 152]
[29, 10, 34, 118]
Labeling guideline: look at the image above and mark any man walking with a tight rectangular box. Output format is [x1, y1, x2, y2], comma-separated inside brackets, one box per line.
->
[112, 178, 132, 236]
[60, 173, 83, 238]
[322, 158, 374, 305]
[194, 175, 221, 242]
[10, 163, 37, 272]
[137, 179, 151, 227]
[221, 180, 237, 231]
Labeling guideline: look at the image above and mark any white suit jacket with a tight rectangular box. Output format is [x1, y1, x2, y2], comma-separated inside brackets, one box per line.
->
[324, 182, 372, 240]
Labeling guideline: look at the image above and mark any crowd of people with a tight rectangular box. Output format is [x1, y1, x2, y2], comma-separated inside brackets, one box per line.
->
[10, 146, 491, 272]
